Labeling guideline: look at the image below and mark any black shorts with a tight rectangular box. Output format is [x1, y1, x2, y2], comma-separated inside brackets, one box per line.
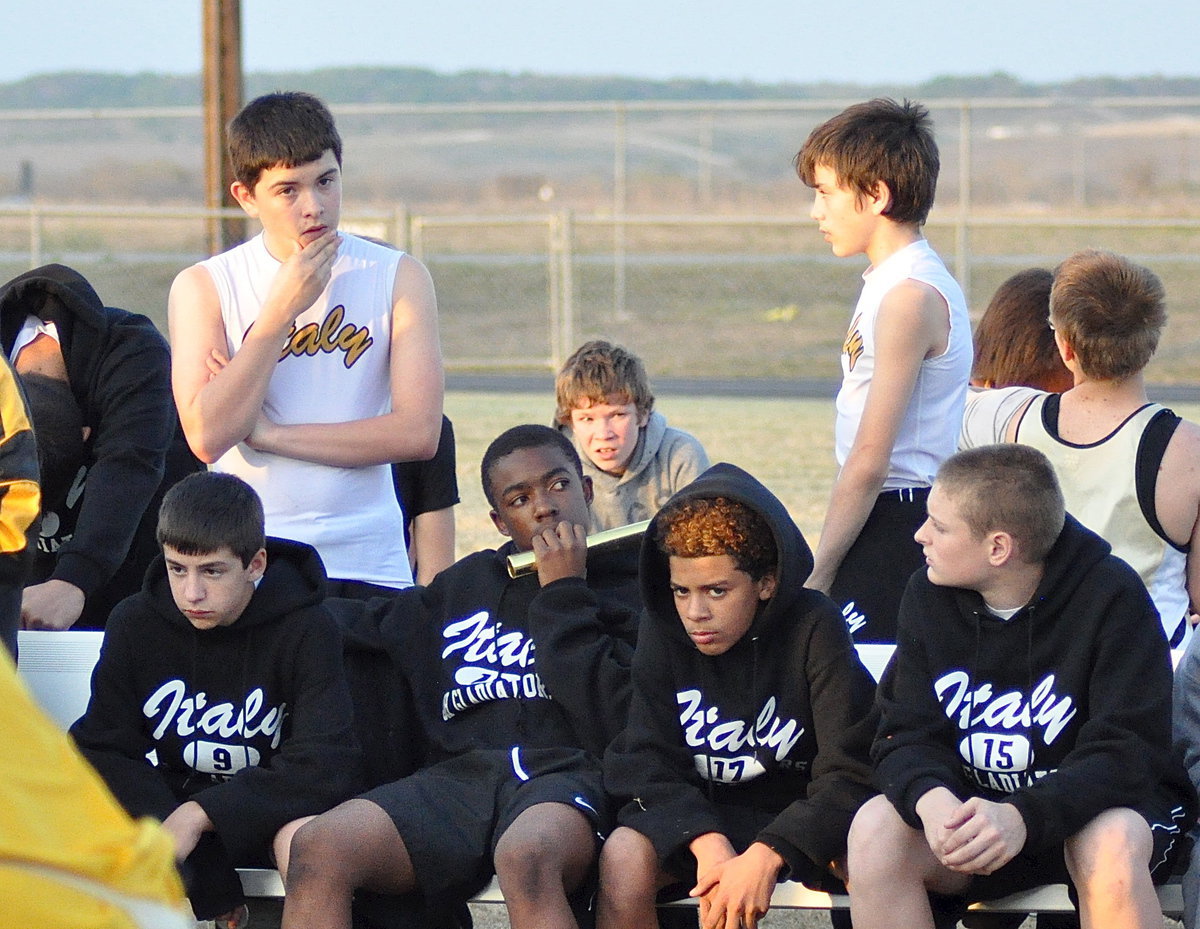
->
[361, 748, 609, 905]
[831, 487, 928, 644]
[963, 802, 1190, 902]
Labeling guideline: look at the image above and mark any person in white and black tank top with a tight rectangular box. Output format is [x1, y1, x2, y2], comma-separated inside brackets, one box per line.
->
[168, 92, 444, 598]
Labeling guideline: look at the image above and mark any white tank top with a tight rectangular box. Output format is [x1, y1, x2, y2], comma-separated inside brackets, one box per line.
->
[201, 233, 412, 588]
[1015, 396, 1190, 646]
[835, 239, 972, 489]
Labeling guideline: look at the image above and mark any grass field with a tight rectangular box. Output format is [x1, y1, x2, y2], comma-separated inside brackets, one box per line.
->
[446, 391, 1200, 559]
[6, 212, 1200, 383]
[446, 391, 833, 558]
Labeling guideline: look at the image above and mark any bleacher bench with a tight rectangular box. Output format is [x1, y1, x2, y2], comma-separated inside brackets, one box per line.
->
[15, 631, 1186, 918]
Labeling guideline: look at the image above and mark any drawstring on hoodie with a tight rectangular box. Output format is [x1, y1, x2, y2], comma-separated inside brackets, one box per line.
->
[967, 611, 982, 773]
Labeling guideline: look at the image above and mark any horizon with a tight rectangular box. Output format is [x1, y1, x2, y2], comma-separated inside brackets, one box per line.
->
[6, 1, 1199, 87]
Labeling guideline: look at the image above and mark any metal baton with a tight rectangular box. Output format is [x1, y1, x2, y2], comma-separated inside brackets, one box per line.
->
[505, 519, 652, 578]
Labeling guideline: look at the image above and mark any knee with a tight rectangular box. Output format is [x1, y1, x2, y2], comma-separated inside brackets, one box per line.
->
[287, 805, 363, 885]
[494, 826, 562, 889]
[1064, 808, 1153, 896]
[848, 795, 919, 883]
[599, 827, 658, 903]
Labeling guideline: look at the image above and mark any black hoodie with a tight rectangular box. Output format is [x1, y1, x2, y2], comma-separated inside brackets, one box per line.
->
[0, 263, 202, 627]
[875, 514, 1197, 852]
[70, 538, 362, 860]
[603, 463, 878, 875]
[333, 540, 640, 775]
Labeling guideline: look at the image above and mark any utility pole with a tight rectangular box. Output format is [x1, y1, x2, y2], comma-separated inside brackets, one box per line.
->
[203, 0, 243, 254]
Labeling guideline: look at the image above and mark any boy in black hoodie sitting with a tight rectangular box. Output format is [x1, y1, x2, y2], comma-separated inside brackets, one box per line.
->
[848, 444, 1195, 929]
[599, 463, 877, 929]
[70, 471, 362, 928]
[281, 424, 639, 929]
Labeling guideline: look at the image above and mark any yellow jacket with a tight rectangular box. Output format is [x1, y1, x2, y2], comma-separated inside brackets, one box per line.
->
[0, 647, 189, 929]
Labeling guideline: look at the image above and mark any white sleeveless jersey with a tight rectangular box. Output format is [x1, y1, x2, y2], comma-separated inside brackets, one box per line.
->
[201, 233, 412, 588]
[1016, 396, 1190, 646]
[835, 239, 972, 489]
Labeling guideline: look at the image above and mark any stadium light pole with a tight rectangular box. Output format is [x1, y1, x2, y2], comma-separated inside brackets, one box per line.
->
[203, 0, 244, 254]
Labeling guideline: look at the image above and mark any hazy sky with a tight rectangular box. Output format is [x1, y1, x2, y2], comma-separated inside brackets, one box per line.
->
[5, 1, 1199, 86]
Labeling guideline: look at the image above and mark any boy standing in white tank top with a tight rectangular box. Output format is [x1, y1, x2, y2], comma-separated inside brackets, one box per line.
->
[168, 92, 443, 595]
[795, 98, 972, 644]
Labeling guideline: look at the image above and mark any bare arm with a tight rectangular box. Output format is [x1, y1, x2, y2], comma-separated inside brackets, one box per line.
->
[245, 254, 444, 467]
[807, 281, 949, 593]
[168, 230, 342, 463]
[411, 507, 456, 586]
[1157, 422, 1200, 613]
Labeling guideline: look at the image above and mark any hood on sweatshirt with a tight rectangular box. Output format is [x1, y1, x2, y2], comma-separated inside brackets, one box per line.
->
[0, 264, 135, 408]
[639, 462, 815, 652]
[142, 536, 328, 633]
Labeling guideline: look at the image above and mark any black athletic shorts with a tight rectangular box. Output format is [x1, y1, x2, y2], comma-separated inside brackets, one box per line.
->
[962, 802, 1190, 903]
[361, 747, 609, 905]
[831, 487, 928, 644]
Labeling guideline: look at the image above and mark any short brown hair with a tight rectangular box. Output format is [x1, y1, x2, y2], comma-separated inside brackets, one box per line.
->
[554, 340, 654, 425]
[935, 445, 1064, 563]
[972, 268, 1069, 390]
[1049, 249, 1165, 381]
[157, 472, 266, 567]
[655, 496, 776, 581]
[228, 91, 343, 190]
[795, 98, 939, 225]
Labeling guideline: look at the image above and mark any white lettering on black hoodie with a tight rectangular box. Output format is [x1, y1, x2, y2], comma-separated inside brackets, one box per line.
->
[875, 514, 1196, 853]
[70, 538, 362, 861]
[604, 463, 878, 876]
[332, 542, 640, 772]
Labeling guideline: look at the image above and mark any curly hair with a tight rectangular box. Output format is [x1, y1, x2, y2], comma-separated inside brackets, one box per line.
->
[655, 496, 776, 580]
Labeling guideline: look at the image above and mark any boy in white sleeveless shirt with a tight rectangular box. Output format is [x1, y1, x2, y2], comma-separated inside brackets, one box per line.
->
[168, 92, 443, 595]
[795, 98, 972, 644]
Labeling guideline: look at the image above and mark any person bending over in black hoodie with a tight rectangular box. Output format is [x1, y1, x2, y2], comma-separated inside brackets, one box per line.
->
[599, 462, 877, 929]
[70, 471, 362, 929]
[848, 444, 1196, 929]
[281, 424, 639, 929]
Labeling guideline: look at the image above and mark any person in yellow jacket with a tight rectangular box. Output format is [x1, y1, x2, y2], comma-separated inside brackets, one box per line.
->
[0, 643, 189, 929]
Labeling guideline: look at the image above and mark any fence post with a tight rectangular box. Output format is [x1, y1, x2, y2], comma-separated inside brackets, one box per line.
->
[955, 100, 972, 303]
[391, 204, 410, 253]
[547, 214, 562, 370]
[410, 216, 425, 262]
[28, 205, 42, 269]
[558, 208, 575, 365]
[613, 102, 628, 321]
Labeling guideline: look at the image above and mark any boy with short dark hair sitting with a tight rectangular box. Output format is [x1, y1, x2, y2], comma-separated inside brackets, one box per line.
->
[598, 463, 877, 929]
[848, 444, 1194, 929]
[281, 424, 639, 929]
[71, 471, 362, 927]
[555, 339, 709, 531]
